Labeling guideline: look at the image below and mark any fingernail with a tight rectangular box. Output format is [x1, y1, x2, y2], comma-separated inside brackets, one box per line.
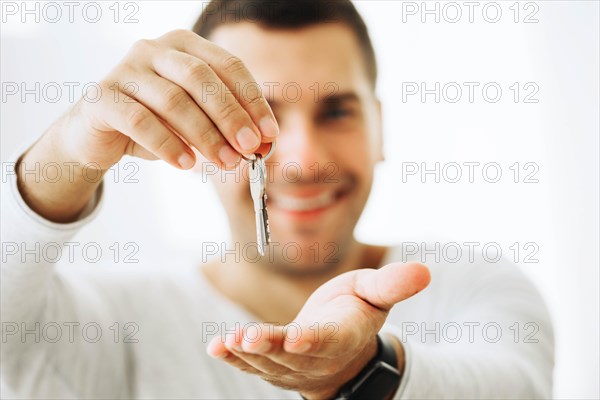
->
[236, 127, 260, 151]
[219, 146, 240, 168]
[226, 337, 242, 352]
[259, 117, 279, 138]
[178, 152, 195, 169]
[207, 350, 222, 359]
[292, 342, 311, 354]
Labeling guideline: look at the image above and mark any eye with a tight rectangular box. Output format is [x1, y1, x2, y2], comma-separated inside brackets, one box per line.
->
[321, 105, 351, 121]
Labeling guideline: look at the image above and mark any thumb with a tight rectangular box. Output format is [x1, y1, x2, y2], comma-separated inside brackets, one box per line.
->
[354, 262, 431, 311]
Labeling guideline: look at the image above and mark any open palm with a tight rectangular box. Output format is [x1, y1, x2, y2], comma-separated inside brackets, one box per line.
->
[207, 262, 430, 399]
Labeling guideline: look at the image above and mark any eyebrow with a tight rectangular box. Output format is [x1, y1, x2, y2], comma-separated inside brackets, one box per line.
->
[322, 91, 361, 104]
[268, 91, 361, 109]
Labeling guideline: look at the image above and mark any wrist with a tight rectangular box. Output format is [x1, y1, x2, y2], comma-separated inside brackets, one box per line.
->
[380, 333, 405, 400]
[317, 334, 403, 400]
[300, 336, 379, 400]
[381, 332, 405, 377]
[17, 125, 104, 223]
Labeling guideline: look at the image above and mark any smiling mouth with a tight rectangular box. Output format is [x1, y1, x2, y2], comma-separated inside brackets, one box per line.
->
[268, 187, 350, 214]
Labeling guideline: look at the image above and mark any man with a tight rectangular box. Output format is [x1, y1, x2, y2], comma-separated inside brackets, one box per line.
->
[1, 0, 553, 398]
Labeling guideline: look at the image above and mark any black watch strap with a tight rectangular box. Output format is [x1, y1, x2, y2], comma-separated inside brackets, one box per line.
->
[335, 334, 401, 400]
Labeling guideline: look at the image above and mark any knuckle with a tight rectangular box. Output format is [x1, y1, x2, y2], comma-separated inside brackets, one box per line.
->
[196, 124, 221, 147]
[222, 55, 246, 74]
[244, 86, 265, 105]
[132, 38, 156, 52]
[183, 60, 212, 84]
[165, 29, 187, 38]
[160, 29, 198, 47]
[161, 86, 189, 113]
[127, 107, 152, 130]
[154, 134, 174, 154]
[217, 101, 241, 122]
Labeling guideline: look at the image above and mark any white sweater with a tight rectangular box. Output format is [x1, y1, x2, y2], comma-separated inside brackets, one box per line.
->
[1, 161, 554, 399]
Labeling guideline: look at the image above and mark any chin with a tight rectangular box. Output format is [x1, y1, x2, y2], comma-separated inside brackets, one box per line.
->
[266, 189, 363, 263]
[263, 255, 340, 277]
[266, 217, 358, 272]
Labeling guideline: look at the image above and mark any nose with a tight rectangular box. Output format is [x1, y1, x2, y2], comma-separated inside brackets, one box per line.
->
[272, 112, 330, 181]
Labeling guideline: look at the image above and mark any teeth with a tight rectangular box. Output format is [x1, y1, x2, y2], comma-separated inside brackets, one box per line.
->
[271, 191, 336, 212]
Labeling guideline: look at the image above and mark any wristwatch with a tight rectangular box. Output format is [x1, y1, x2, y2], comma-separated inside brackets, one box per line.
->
[334, 334, 402, 400]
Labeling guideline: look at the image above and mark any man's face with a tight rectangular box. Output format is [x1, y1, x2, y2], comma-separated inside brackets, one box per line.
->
[206, 22, 382, 272]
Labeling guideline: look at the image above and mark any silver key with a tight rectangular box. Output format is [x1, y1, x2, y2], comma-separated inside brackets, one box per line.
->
[249, 154, 270, 255]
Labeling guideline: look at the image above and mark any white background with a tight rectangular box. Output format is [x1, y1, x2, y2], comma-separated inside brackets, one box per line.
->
[1, 1, 598, 398]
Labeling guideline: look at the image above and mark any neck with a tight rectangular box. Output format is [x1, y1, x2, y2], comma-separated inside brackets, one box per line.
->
[200, 239, 387, 324]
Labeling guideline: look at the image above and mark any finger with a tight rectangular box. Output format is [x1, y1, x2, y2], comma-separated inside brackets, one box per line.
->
[222, 327, 292, 376]
[215, 324, 335, 376]
[255, 142, 273, 158]
[354, 262, 431, 311]
[206, 336, 230, 359]
[117, 69, 240, 169]
[256, 344, 332, 376]
[207, 336, 263, 375]
[221, 353, 263, 375]
[159, 30, 279, 141]
[124, 141, 159, 161]
[239, 323, 283, 354]
[228, 349, 294, 376]
[151, 49, 263, 155]
[94, 86, 196, 169]
[238, 324, 324, 372]
[283, 318, 358, 358]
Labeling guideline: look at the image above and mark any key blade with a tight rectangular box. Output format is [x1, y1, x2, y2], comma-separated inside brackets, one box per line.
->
[260, 189, 270, 245]
[249, 155, 269, 256]
[249, 161, 263, 210]
[257, 156, 271, 246]
[255, 211, 266, 256]
[262, 206, 270, 245]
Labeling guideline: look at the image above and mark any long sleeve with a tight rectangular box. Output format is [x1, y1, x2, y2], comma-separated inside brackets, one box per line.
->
[381, 247, 554, 399]
[0, 152, 131, 399]
[1, 148, 554, 399]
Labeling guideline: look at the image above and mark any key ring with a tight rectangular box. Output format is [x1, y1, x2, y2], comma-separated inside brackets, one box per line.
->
[241, 141, 276, 162]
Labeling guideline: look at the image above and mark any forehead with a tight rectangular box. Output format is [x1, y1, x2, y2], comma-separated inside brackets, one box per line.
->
[209, 22, 370, 101]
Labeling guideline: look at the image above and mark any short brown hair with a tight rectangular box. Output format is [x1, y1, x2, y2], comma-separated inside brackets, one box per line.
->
[192, 0, 378, 88]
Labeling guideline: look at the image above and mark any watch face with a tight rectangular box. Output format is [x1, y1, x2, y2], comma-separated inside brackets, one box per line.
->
[347, 362, 401, 400]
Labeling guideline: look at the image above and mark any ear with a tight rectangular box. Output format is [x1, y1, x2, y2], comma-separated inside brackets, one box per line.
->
[373, 98, 384, 163]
